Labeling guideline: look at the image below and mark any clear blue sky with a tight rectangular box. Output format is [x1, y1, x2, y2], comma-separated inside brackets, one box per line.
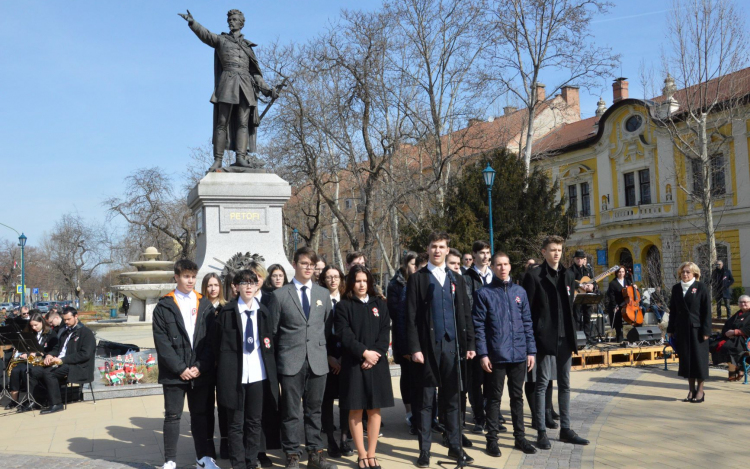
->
[0, 0, 671, 247]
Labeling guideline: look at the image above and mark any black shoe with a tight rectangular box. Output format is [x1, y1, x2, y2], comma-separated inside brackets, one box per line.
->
[205, 439, 217, 459]
[550, 408, 560, 420]
[559, 428, 589, 445]
[416, 450, 430, 468]
[432, 419, 446, 433]
[258, 452, 273, 468]
[447, 448, 474, 465]
[514, 438, 537, 454]
[536, 431, 551, 450]
[307, 450, 336, 469]
[471, 423, 484, 434]
[691, 392, 705, 403]
[339, 439, 354, 457]
[461, 433, 473, 448]
[17, 402, 40, 413]
[219, 438, 229, 459]
[40, 404, 64, 415]
[498, 413, 506, 424]
[498, 424, 508, 433]
[545, 411, 559, 429]
[4, 401, 18, 410]
[327, 439, 341, 458]
[486, 440, 501, 457]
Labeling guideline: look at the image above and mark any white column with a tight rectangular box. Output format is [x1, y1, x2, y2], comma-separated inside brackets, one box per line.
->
[732, 118, 750, 208]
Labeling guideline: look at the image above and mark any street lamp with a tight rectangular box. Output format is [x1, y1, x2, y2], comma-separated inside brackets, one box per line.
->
[292, 228, 299, 251]
[18, 233, 27, 307]
[482, 163, 496, 254]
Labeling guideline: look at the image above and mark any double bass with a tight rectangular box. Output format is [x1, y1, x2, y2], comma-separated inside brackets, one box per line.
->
[620, 284, 643, 326]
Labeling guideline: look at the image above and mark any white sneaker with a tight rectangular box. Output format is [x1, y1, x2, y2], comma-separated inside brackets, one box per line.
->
[161, 462, 176, 469]
[196, 456, 220, 469]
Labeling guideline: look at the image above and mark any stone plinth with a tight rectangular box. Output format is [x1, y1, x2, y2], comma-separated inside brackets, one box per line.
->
[188, 172, 293, 287]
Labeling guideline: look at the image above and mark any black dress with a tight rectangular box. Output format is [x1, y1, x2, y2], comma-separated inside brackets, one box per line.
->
[334, 296, 394, 410]
[667, 281, 711, 380]
[711, 310, 750, 366]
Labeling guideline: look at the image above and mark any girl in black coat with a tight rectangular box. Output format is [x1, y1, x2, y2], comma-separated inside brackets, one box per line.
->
[667, 262, 712, 403]
[606, 266, 630, 343]
[6, 312, 58, 409]
[335, 265, 394, 469]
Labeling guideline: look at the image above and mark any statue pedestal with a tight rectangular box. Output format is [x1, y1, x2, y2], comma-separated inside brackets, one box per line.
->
[188, 172, 293, 286]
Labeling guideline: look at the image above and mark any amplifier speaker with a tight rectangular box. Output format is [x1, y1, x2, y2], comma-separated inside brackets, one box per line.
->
[576, 331, 587, 350]
[626, 326, 662, 343]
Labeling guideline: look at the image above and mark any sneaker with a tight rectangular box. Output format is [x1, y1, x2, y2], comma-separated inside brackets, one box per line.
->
[285, 453, 300, 469]
[161, 462, 176, 469]
[308, 449, 338, 469]
[196, 456, 220, 469]
[486, 439, 501, 457]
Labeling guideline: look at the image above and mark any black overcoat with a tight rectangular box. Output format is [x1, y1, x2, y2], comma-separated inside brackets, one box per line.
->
[335, 296, 394, 410]
[521, 262, 578, 356]
[49, 322, 96, 384]
[214, 298, 279, 410]
[667, 281, 711, 379]
[406, 266, 475, 387]
[606, 277, 631, 329]
[712, 309, 750, 365]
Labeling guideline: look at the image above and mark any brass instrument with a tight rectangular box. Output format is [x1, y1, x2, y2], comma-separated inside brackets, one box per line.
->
[7, 354, 47, 377]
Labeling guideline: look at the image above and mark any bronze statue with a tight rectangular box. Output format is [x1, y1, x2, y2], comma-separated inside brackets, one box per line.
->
[179, 9, 281, 172]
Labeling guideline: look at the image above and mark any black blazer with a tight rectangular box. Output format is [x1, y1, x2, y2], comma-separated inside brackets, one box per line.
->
[38, 330, 58, 355]
[214, 298, 279, 410]
[521, 261, 577, 356]
[606, 278, 631, 315]
[667, 280, 712, 338]
[49, 323, 96, 384]
[406, 266, 475, 387]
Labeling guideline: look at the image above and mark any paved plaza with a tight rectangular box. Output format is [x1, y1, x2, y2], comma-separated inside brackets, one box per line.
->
[0, 364, 747, 468]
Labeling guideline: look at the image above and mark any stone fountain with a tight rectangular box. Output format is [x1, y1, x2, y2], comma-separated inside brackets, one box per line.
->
[111, 247, 176, 323]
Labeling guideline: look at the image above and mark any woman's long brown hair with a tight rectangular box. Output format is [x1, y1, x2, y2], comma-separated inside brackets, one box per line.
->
[343, 265, 383, 300]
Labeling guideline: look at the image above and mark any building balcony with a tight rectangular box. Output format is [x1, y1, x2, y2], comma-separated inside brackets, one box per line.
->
[600, 202, 675, 225]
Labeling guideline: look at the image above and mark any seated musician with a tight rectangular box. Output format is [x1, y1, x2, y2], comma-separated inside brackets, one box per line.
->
[711, 295, 750, 381]
[6, 311, 59, 410]
[45, 311, 64, 339]
[21, 307, 95, 414]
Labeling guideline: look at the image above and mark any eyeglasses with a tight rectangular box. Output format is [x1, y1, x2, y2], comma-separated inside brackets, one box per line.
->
[297, 263, 314, 269]
[238, 282, 256, 287]
[325, 276, 340, 281]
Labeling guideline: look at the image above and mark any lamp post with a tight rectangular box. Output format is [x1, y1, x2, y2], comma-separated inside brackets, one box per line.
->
[292, 228, 299, 252]
[18, 234, 26, 307]
[482, 163, 496, 254]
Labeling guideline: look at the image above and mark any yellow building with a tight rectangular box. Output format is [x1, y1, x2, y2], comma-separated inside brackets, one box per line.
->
[533, 72, 750, 292]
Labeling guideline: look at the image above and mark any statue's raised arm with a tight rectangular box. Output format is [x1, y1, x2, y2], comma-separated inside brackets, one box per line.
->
[177, 10, 193, 24]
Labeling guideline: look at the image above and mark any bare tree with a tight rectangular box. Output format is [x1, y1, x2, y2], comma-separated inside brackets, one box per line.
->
[484, 0, 619, 173]
[43, 213, 113, 305]
[650, 0, 748, 295]
[104, 168, 195, 260]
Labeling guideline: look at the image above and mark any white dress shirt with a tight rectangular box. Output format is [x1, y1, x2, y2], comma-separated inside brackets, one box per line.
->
[427, 262, 447, 286]
[473, 265, 493, 285]
[59, 328, 74, 359]
[174, 289, 197, 347]
[255, 290, 263, 308]
[292, 278, 313, 308]
[238, 297, 267, 384]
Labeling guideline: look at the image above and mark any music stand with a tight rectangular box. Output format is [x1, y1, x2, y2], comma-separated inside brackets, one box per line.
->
[574, 294, 605, 344]
[8, 332, 45, 410]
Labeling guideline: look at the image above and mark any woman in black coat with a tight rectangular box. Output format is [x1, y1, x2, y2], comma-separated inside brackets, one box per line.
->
[6, 311, 58, 409]
[606, 266, 630, 343]
[335, 265, 394, 469]
[667, 262, 712, 403]
[711, 295, 750, 380]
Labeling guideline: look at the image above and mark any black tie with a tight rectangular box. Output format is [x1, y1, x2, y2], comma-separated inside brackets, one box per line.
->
[244, 310, 255, 355]
[332, 298, 338, 311]
[301, 286, 311, 319]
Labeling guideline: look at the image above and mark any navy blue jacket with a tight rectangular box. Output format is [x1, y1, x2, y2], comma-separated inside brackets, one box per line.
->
[473, 277, 536, 364]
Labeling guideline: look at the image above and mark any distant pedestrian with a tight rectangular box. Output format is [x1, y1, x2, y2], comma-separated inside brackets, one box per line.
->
[710, 260, 734, 319]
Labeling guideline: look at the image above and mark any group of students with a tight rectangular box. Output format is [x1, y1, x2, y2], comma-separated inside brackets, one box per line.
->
[154, 232, 597, 469]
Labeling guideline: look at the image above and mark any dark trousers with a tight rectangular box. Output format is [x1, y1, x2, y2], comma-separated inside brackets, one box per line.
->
[716, 297, 731, 318]
[9, 362, 28, 392]
[215, 96, 256, 157]
[279, 358, 327, 454]
[535, 339, 572, 431]
[28, 364, 69, 405]
[525, 380, 553, 426]
[205, 385, 229, 455]
[486, 361, 526, 440]
[415, 338, 459, 452]
[398, 362, 413, 406]
[467, 356, 487, 424]
[162, 383, 211, 462]
[228, 381, 264, 469]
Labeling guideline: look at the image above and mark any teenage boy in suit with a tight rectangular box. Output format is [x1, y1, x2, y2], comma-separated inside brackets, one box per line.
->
[270, 247, 337, 469]
[215, 269, 279, 469]
[152, 259, 218, 469]
[407, 232, 475, 468]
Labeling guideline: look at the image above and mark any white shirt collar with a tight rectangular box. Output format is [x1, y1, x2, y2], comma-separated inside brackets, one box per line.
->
[427, 262, 446, 273]
[358, 294, 370, 303]
[174, 289, 194, 299]
[238, 296, 257, 313]
[331, 292, 341, 303]
[292, 278, 313, 290]
[473, 264, 490, 276]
